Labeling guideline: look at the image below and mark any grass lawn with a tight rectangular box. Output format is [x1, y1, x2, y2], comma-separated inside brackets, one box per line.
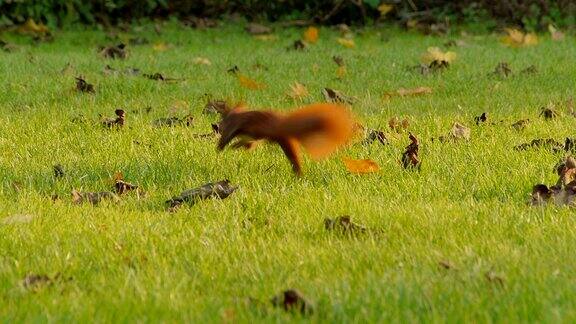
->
[1, 22, 576, 322]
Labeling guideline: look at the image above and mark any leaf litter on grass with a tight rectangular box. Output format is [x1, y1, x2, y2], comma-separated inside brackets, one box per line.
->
[166, 180, 238, 211]
[530, 156, 576, 207]
[402, 133, 421, 170]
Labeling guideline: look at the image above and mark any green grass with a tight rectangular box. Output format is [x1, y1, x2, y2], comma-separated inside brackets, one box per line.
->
[1, 22, 576, 322]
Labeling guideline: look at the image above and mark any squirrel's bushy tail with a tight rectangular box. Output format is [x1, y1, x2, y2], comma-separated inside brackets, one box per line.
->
[279, 103, 355, 159]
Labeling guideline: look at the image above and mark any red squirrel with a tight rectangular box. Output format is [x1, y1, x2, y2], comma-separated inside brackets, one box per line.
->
[217, 103, 355, 175]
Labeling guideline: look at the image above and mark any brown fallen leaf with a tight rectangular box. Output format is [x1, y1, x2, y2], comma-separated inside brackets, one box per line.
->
[166, 180, 238, 211]
[237, 74, 266, 90]
[101, 109, 126, 128]
[114, 180, 139, 195]
[152, 115, 194, 127]
[288, 39, 307, 51]
[530, 157, 576, 207]
[511, 119, 530, 131]
[332, 55, 344, 67]
[402, 133, 421, 170]
[53, 164, 65, 178]
[493, 62, 512, 77]
[514, 138, 563, 152]
[75, 77, 95, 94]
[303, 26, 319, 44]
[343, 158, 380, 174]
[501, 28, 538, 47]
[324, 215, 367, 234]
[475, 112, 488, 125]
[287, 82, 309, 100]
[389, 117, 410, 133]
[361, 129, 388, 146]
[421, 47, 456, 67]
[245, 23, 272, 35]
[540, 106, 558, 120]
[270, 289, 313, 315]
[71, 190, 119, 205]
[448, 122, 471, 141]
[203, 100, 230, 115]
[322, 88, 355, 104]
[99, 43, 127, 59]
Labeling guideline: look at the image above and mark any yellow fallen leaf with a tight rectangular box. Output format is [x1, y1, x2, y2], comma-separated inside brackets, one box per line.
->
[193, 57, 212, 65]
[287, 82, 309, 100]
[253, 34, 278, 41]
[336, 66, 347, 79]
[501, 28, 538, 47]
[238, 74, 266, 90]
[421, 47, 456, 65]
[337, 38, 355, 48]
[18, 18, 49, 34]
[343, 158, 380, 174]
[548, 24, 565, 41]
[303, 26, 319, 44]
[378, 4, 394, 16]
[153, 42, 169, 51]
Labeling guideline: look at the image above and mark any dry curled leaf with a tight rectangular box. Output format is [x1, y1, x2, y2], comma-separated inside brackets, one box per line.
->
[449, 122, 471, 141]
[475, 112, 488, 125]
[501, 28, 538, 47]
[322, 88, 355, 104]
[530, 157, 576, 207]
[237, 74, 266, 90]
[324, 215, 367, 234]
[270, 289, 313, 315]
[343, 158, 380, 174]
[402, 133, 421, 170]
[114, 179, 139, 195]
[303, 26, 319, 44]
[361, 129, 388, 146]
[166, 180, 238, 211]
[337, 38, 355, 48]
[421, 47, 456, 66]
[287, 82, 309, 100]
[75, 77, 95, 94]
[99, 43, 127, 59]
[539, 106, 558, 120]
[71, 190, 119, 205]
[101, 109, 126, 128]
[389, 117, 410, 133]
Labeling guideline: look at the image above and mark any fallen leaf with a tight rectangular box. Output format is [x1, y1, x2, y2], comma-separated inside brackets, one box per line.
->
[337, 38, 355, 48]
[511, 119, 530, 131]
[492, 62, 512, 77]
[71, 190, 119, 205]
[514, 138, 563, 152]
[17, 19, 49, 35]
[99, 43, 127, 59]
[114, 179, 139, 195]
[332, 55, 345, 67]
[152, 42, 169, 52]
[245, 23, 271, 35]
[343, 158, 380, 174]
[322, 88, 355, 104]
[21, 274, 52, 289]
[53, 164, 65, 178]
[101, 109, 126, 128]
[540, 106, 558, 120]
[361, 129, 388, 146]
[143, 72, 183, 82]
[387, 86, 432, 98]
[270, 289, 313, 315]
[237, 74, 266, 90]
[501, 28, 538, 47]
[166, 180, 238, 211]
[203, 100, 230, 115]
[287, 82, 309, 100]
[548, 24, 565, 41]
[389, 117, 410, 133]
[402, 133, 421, 170]
[192, 57, 212, 65]
[75, 77, 95, 94]
[324, 215, 367, 234]
[475, 112, 488, 125]
[449, 122, 471, 141]
[303, 27, 319, 44]
[378, 4, 394, 16]
[421, 47, 456, 66]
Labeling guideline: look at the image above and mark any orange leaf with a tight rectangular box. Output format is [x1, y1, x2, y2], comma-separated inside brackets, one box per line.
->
[303, 27, 319, 44]
[343, 158, 380, 174]
[337, 38, 355, 48]
[238, 74, 266, 90]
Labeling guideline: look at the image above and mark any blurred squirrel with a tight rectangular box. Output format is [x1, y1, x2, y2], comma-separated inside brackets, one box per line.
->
[217, 103, 355, 175]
